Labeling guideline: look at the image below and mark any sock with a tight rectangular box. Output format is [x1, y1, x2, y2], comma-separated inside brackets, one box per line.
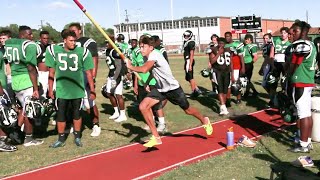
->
[158, 117, 165, 124]
[58, 133, 65, 142]
[300, 140, 309, 148]
[120, 110, 126, 116]
[113, 107, 119, 114]
[93, 122, 100, 127]
[25, 134, 32, 141]
[74, 131, 81, 139]
[308, 137, 312, 144]
[220, 104, 226, 110]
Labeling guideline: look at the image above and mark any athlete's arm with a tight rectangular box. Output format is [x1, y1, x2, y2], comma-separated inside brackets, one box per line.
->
[85, 69, 96, 100]
[27, 64, 39, 98]
[126, 60, 155, 73]
[210, 47, 223, 64]
[189, 49, 194, 71]
[48, 67, 55, 99]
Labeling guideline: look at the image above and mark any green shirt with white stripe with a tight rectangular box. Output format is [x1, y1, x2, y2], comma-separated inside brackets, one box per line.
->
[4, 38, 41, 91]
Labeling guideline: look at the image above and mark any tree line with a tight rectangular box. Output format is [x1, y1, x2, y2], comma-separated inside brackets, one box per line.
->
[0, 23, 114, 47]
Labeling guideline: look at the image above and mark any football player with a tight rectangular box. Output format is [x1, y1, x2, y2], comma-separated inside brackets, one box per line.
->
[287, 21, 315, 166]
[151, 35, 169, 63]
[182, 30, 202, 97]
[225, 32, 244, 105]
[260, 33, 273, 96]
[69, 23, 100, 137]
[206, 34, 219, 95]
[131, 38, 166, 132]
[269, 27, 291, 105]
[4, 26, 43, 146]
[37, 31, 51, 98]
[125, 35, 212, 147]
[46, 30, 95, 148]
[0, 30, 14, 101]
[210, 38, 233, 115]
[116, 34, 129, 57]
[242, 34, 259, 97]
[104, 36, 127, 122]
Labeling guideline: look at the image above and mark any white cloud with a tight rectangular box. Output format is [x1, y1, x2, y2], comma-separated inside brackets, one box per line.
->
[46, 1, 72, 9]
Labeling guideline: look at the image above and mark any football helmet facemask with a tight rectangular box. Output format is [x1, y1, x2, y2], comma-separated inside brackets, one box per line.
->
[239, 76, 248, 88]
[0, 104, 18, 129]
[231, 81, 242, 96]
[24, 96, 45, 119]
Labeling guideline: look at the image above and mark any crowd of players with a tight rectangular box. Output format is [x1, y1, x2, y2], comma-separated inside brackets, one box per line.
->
[0, 19, 318, 168]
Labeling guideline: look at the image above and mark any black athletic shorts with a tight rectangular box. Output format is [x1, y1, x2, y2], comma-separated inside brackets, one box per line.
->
[274, 62, 286, 77]
[184, 59, 195, 81]
[138, 85, 162, 111]
[215, 70, 230, 94]
[245, 62, 254, 81]
[56, 98, 82, 122]
[147, 86, 190, 110]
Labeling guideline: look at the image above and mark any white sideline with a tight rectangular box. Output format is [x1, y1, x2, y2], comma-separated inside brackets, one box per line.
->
[2, 109, 269, 180]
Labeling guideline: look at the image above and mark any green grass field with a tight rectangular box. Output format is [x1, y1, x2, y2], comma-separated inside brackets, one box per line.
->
[1, 54, 320, 179]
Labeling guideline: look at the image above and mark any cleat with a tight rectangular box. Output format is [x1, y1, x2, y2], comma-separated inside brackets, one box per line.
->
[203, 117, 213, 135]
[0, 141, 17, 152]
[237, 135, 256, 148]
[90, 125, 101, 137]
[156, 123, 167, 133]
[49, 140, 65, 148]
[114, 115, 127, 123]
[74, 138, 83, 147]
[143, 136, 162, 147]
[23, 139, 44, 147]
[291, 156, 314, 167]
[109, 113, 119, 120]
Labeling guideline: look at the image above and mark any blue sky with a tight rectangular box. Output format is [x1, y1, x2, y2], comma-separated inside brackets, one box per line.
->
[1, 0, 319, 31]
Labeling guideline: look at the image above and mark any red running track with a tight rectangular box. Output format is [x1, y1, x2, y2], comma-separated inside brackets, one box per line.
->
[3, 109, 284, 180]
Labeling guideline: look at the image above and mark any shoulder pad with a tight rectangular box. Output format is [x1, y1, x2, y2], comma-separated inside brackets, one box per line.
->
[292, 40, 312, 54]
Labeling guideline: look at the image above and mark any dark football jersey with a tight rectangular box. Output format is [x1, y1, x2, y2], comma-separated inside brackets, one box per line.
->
[183, 40, 196, 60]
[37, 43, 50, 64]
[155, 45, 168, 62]
[105, 48, 126, 78]
[262, 42, 272, 58]
[212, 48, 232, 72]
[76, 37, 98, 57]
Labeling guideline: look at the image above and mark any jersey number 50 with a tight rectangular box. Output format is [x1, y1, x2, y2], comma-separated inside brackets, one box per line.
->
[5, 47, 20, 64]
[58, 54, 78, 71]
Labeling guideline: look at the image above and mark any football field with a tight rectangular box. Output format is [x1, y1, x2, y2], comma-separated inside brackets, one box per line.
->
[1, 55, 320, 179]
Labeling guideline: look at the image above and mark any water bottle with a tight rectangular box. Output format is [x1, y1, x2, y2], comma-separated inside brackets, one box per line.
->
[227, 127, 234, 150]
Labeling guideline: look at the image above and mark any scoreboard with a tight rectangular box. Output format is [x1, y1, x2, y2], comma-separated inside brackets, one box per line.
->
[231, 15, 262, 32]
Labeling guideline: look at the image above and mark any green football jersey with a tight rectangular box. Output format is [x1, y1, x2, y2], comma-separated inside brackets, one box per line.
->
[225, 41, 242, 55]
[291, 40, 316, 85]
[272, 37, 291, 62]
[45, 45, 94, 99]
[117, 42, 129, 57]
[0, 48, 7, 89]
[4, 38, 41, 91]
[131, 47, 156, 86]
[243, 43, 258, 64]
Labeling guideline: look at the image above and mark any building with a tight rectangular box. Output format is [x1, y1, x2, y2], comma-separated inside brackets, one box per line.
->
[114, 16, 294, 52]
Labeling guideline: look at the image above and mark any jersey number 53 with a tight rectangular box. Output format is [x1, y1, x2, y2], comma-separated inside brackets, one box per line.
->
[58, 54, 79, 71]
